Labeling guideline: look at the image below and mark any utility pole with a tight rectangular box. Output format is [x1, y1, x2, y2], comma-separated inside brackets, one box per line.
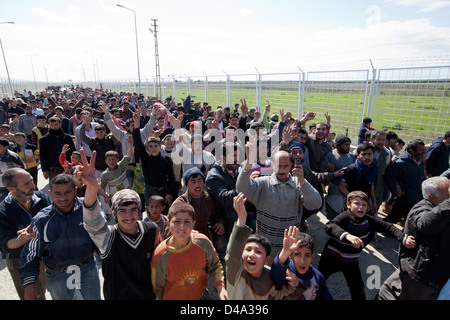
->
[149, 19, 161, 99]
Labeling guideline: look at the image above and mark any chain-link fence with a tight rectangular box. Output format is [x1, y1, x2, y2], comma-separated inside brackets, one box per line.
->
[2, 65, 449, 144]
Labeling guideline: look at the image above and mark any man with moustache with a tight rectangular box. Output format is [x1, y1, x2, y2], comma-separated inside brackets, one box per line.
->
[172, 167, 224, 239]
[236, 137, 322, 259]
[339, 142, 378, 214]
[383, 139, 427, 224]
[0, 168, 51, 300]
[320, 134, 355, 218]
[39, 116, 75, 181]
[19, 173, 101, 300]
[205, 142, 241, 267]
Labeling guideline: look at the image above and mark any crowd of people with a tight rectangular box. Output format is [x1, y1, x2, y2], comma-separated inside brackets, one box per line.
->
[0, 85, 448, 301]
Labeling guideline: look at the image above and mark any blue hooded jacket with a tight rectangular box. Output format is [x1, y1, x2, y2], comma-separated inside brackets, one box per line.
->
[384, 152, 425, 206]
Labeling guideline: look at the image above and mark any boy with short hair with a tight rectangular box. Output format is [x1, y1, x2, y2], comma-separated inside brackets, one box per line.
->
[12, 132, 39, 187]
[99, 135, 133, 209]
[317, 190, 416, 300]
[225, 192, 305, 300]
[151, 202, 228, 300]
[9, 114, 19, 134]
[133, 128, 176, 206]
[80, 150, 161, 300]
[59, 144, 81, 172]
[31, 114, 48, 149]
[270, 227, 333, 300]
[144, 195, 167, 238]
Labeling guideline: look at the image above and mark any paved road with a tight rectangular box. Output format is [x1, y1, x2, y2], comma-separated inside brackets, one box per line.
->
[0, 169, 401, 300]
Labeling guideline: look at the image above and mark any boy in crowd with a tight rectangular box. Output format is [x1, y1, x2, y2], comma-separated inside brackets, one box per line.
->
[31, 114, 48, 149]
[151, 202, 228, 300]
[144, 195, 168, 239]
[132, 129, 176, 208]
[12, 132, 39, 187]
[225, 192, 305, 300]
[98, 135, 134, 213]
[270, 227, 333, 300]
[317, 190, 416, 300]
[59, 144, 81, 172]
[80, 150, 161, 300]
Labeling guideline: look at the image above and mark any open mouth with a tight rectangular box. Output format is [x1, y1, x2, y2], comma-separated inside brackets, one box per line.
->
[246, 260, 257, 267]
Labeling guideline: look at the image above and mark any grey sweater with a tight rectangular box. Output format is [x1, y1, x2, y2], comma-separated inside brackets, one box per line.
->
[236, 168, 322, 257]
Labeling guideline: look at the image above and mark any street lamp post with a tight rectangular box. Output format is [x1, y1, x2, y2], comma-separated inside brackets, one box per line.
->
[0, 22, 14, 98]
[116, 4, 142, 95]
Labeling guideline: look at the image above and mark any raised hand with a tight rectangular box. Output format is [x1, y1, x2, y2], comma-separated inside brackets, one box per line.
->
[278, 226, 301, 264]
[233, 192, 247, 227]
[75, 150, 98, 207]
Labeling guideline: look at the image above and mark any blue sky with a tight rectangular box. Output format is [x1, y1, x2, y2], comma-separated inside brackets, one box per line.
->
[1, 0, 450, 83]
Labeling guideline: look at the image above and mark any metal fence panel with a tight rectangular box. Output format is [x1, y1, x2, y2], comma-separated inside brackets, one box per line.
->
[373, 66, 450, 144]
[304, 70, 370, 143]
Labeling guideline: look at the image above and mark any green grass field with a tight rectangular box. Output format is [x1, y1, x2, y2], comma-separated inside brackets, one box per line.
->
[140, 81, 450, 145]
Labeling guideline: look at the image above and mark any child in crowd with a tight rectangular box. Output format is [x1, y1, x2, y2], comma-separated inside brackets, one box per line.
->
[9, 114, 19, 134]
[270, 227, 333, 300]
[144, 195, 168, 239]
[31, 114, 48, 149]
[130, 159, 146, 213]
[59, 144, 81, 172]
[151, 202, 228, 300]
[99, 135, 133, 212]
[12, 132, 39, 186]
[317, 190, 416, 300]
[225, 192, 305, 300]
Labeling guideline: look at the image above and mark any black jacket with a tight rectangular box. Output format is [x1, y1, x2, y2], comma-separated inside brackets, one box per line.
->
[399, 198, 450, 290]
[0, 191, 52, 259]
[425, 137, 450, 177]
[39, 128, 75, 172]
[205, 163, 240, 233]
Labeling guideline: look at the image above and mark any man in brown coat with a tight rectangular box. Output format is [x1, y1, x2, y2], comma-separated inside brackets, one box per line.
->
[172, 167, 224, 239]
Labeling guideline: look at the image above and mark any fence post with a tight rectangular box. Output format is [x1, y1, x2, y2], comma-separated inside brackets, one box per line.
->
[366, 67, 377, 120]
[297, 68, 305, 118]
[255, 68, 262, 108]
[368, 68, 379, 120]
[225, 72, 230, 108]
[173, 78, 176, 101]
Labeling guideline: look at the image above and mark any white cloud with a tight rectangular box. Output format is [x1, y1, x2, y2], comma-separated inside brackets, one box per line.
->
[417, 1, 450, 12]
[385, 0, 450, 12]
[31, 7, 65, 22]
[238, 9, 254, 17]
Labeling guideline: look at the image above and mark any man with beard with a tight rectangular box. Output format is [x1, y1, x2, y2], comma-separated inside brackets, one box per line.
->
[39, 116, 75, 181]
[295, 115, 332, 230]
[320, 135, 355, 218]
[339, 142, 378, 214]
[370, 130, 391, 207]
[383, 139, 427, 224]
[0, 168, 51, 300]
[236, 137, 322, 260]
[205, 142, 241, 267]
